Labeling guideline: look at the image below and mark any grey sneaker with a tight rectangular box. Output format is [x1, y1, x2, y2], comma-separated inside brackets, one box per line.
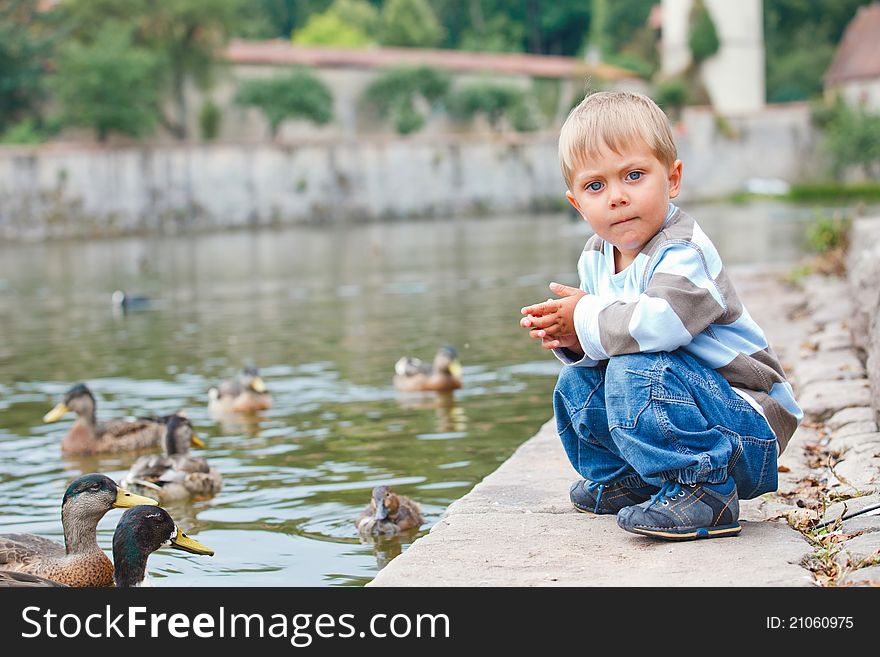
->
[569, 479, 658, 515]
[616, 477, 741, 540]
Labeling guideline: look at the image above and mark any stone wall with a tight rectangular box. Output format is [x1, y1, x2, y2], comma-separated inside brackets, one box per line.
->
[0, 104, 820, 240]
[848, 216, 880, 423]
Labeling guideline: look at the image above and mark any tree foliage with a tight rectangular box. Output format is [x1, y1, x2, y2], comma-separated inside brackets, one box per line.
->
[821, 100, 880, 180]
[361, 66, 450, 134]
[688, 0, 720, 64]
[50, 24, 162, 141]
[291, 0, 378, 47]
[236, 69, 333, 138]
[0, 0, 55, 134]
[56, 0, 242, 139]
[446, 82, 538, 131]
[380, 0, 444, 48]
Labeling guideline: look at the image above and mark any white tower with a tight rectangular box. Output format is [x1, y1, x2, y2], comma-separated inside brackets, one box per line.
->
[661, 0, 766, 114]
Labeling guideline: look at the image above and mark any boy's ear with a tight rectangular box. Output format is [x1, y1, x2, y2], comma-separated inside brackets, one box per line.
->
[565, 191, 584, 217]
[668, 159, 683, 199]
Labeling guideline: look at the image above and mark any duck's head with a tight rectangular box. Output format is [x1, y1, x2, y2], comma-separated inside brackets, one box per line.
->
[433, 346, 463, 380]
[370, 485, 401, 521]
[161, 414, 205, 455]
[241, 364, 267, 394]
[61, 474, 158, 528]
[43, 383, 96, 423]
[112, 505, 214, 587]
[111, 290, 126, 307]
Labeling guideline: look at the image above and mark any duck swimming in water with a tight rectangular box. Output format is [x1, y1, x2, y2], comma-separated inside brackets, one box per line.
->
[208, 364, 272, 414]
[121, 414, 222, 502]
[43, 383, 167, 455]
[111, 505, 214, 587]
[0, 474, 157, 587]
[356, 485, 424, 536]
[393, 346, 463, 393]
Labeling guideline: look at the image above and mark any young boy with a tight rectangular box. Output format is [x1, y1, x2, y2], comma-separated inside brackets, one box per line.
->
[520, 91, 802, 541]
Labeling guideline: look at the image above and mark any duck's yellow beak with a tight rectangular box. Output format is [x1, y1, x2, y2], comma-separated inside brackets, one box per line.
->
[448, 360, 463, 380]
[170, 528, 214, 556]
[43, 402, 69, 423]
[113, 487, 159, 508]
[250, 377, 267, 393]
[191, 433, 206, 448]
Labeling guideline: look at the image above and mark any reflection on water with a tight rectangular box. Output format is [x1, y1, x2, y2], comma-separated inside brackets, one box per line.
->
[0, 200, 831, 585]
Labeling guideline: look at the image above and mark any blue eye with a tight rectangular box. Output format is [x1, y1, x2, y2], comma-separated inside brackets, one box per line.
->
[586, 181, 603, 192]
[626, 171, 642, 181]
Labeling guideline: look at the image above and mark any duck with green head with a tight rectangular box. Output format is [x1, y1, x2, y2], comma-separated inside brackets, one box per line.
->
[0, 474, 158, 587]
[112, 505, 214, 587]
[43, 383, 166, 455]
[121, 415, 222, 502]
[393, 346, 463, 393]
[208, 364, 272, 415]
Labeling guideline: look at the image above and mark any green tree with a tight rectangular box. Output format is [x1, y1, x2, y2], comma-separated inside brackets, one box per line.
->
[361, 66, 451, 134]
[380, 0, 444, 48]
[0, 0, 55, 134]
[50, 24, 162, 141]
[57, 0, 242, 140]
[764, 0, 874, 102]
[447, 82, 537, 131]
[823, 101, 880, 180]
[688, 0, 720, 64]
[292, 13, 373, 46]
[236, 69, 333, 138]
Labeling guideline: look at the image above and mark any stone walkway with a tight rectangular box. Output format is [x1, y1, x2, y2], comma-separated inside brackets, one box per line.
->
[369, 265, 880, 587]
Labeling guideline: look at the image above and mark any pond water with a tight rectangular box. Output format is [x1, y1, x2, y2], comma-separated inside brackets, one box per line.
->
[0, 199, 850, 586]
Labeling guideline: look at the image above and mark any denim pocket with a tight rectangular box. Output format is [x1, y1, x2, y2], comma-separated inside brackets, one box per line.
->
[727, 433, 778, 500]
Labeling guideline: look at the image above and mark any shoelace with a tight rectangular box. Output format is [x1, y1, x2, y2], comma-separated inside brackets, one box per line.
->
[649, 481, 683, 506]
[585, 481, 606, 513]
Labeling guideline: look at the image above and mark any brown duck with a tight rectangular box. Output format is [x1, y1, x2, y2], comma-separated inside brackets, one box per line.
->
[43, 383, 166, 455]
[356, 485, 424, 536]
[0, 474, 157, 587]
[121, 415, 222, 502]
[393, 346, 463, 392]
[208, 364, 272, 414]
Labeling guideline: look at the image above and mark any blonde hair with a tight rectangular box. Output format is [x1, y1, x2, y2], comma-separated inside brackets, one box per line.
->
[559, 91, 677, 191]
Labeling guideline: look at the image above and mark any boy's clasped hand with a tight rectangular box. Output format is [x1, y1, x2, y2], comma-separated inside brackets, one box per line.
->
[520, 282, 585, 353]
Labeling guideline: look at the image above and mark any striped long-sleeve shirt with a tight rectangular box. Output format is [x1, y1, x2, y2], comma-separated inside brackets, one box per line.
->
[555, 204, 802, 454]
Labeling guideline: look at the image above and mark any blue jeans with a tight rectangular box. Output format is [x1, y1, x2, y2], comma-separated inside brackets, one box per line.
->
[553, 350, 779, 500]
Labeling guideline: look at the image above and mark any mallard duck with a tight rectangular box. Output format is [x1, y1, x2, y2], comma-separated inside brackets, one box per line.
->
[356, 485, 424, 536]
[208, 364, 272, 414]
[0, 474, 158, 587]
[112, 505, 213, 587]
[43, 383, 166, 455]
[393, 345, 463, 392]
[121, 414, 222, 502]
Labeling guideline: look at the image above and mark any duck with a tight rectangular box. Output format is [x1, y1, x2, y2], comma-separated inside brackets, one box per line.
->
[355, 485, 424, 536]
[393, 345, 463, 392]
[0, 571, 69, 587]
[0, 473, 158, 587]
[111, 505, 214, 587]
[43, 383, 167, 455]
[208, 364, 272, 414]
[121, 414, 222, 502]
[111, 290, 151, 312]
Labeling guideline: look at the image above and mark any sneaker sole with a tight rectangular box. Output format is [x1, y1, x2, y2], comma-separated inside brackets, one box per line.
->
[626, 522, 742, 541]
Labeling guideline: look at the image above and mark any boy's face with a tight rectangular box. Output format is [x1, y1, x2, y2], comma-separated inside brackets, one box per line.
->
[566, 141, 682, 263]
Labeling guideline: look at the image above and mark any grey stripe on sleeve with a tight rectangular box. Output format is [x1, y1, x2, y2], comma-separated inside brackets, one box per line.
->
[716, 351, 787, 392]
[645, 272, 726, 336]
[712, 268, 744, 325]
[597, 302, 640, 355]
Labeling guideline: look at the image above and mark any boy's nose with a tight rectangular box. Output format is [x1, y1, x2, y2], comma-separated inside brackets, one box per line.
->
[608, 192, 629, 209]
